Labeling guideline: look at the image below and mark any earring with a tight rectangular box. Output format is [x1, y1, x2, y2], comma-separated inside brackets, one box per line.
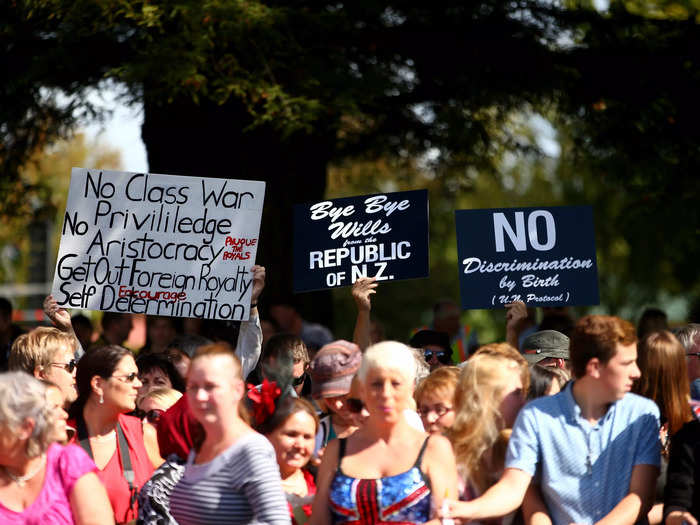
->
[99, 393, 104, 404]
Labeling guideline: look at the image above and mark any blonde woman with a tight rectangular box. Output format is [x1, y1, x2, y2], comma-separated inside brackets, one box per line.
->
[10, 326, 79, 409]
[311, 341, 458, 524]
[139, 387, 183, 468]
[449, 345, 529, 505]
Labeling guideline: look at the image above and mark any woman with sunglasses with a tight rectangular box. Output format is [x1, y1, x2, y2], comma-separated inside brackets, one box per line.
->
[9, 326, 79, 409]
[309, 341, 363, 454]
[70, 345, 154, 524]
[135, 352, 186, 468]
[135, 352, 186, 409]
[409, 330, 454, 372]
[139, 387, 182, 468]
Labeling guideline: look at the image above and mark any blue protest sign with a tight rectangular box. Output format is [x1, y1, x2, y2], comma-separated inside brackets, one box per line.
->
[293, 190, 429, 292]
[455, 206, 599, 309]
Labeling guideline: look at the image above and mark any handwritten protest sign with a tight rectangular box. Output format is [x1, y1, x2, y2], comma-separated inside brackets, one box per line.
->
[293, 190, 429, 292]
[51, 168, 265, 321]
[455, 206, 599, 309]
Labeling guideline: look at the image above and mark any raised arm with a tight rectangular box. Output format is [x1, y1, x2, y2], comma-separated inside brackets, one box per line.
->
[505, 301, 528, 350]
[235, 265, 265, 379]
[43, 294, 84, 358]
[352, 277, 377, 351]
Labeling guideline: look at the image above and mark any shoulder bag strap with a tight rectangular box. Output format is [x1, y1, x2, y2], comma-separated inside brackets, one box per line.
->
[77, 418, 138, 517]
[116, 422, 138, 515]
[76, 416, 93, 459]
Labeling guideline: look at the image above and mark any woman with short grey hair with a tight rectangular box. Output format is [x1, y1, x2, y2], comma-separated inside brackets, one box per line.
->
[0, 371, 53, 457]
[0, 372, 114, 524]
[311, 341, 459, 525]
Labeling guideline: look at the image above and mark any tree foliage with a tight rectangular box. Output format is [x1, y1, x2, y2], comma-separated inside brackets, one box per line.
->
[0, 133, 121, 286]
[2, 0, 699, 324]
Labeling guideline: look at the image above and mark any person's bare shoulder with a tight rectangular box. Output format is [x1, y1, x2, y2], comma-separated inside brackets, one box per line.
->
[424, 432, 453, 456]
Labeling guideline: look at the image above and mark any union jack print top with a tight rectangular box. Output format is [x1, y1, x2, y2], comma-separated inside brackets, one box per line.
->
[328, 437, 432, 524]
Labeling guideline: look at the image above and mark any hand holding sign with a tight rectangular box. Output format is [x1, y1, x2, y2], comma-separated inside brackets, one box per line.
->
[250, 265, 266, 306]
[352, 277, 377, 313]
[352, 277, 378, 351]
[43, 294, 74, 333]
[506, 301, 528, 330]
[505, 300, 529, 348]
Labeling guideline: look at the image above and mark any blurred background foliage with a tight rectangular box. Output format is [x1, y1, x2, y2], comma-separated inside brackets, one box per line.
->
[2, 0, 699, 339]
[0, 134, 121, 285]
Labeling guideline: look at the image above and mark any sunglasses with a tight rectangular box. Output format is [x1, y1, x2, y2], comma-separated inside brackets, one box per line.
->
[293, 372, 307, 387]
[112, 372, 139, 383]
[423, 349, 451, 363]
[50, 359, 77, 373]
[134, 408, 164, 424]
[345, 398, 365, 414]
[145, 409, 164, 424]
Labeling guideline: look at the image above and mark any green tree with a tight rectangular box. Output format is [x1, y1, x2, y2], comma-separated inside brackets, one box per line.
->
[0, 133, 120, 295]
[2, 0, 699, 325]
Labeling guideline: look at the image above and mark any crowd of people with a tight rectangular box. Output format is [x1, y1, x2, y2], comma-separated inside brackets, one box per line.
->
[0, 271, 699, 525]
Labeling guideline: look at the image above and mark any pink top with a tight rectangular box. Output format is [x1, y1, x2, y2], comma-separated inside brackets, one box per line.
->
[0, 443, 97, 524]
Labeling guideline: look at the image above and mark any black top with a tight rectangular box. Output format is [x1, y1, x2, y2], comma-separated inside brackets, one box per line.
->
[664, 418, 700, 519]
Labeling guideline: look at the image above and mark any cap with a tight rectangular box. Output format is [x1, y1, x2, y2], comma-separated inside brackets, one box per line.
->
[409, 330, 452, 354]
[522, 330, 570, 364]
[309, 340, 362, 399]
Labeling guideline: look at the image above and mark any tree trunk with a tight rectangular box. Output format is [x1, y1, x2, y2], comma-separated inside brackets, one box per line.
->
[141, 95, 335, 328]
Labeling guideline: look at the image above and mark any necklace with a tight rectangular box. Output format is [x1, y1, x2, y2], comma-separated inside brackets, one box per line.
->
[3, 455, 46, 487]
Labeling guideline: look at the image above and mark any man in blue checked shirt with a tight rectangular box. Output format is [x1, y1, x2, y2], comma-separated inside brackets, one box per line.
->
[440, 315, 660, 525]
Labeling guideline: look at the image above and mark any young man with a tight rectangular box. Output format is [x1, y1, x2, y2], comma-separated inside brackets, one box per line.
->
[442, 315, 660, 525]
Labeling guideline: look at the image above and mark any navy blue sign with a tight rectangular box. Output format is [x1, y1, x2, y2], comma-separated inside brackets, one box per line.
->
[293, 190, 429, 292]
[455, 206, 599, 309]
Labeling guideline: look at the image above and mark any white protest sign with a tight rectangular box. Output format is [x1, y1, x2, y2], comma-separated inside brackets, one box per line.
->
[52, 168, 265, 321]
